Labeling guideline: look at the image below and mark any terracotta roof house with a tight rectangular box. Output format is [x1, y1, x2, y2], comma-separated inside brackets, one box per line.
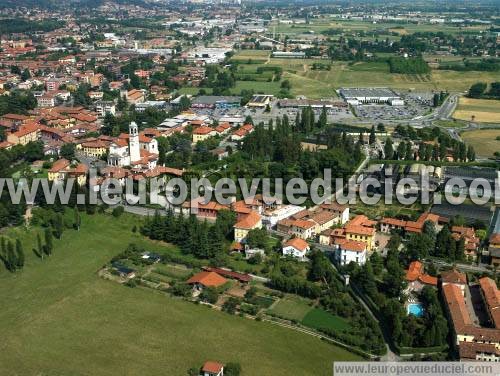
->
[234, 210, 262, 243]
[405, 261, 437, 287]
[441, 269, 467, 285]
[202, 361, 224, 376]
[335, 239, 367, 266]
[187, 271, 227, 289]
[283, 237, 310, 261]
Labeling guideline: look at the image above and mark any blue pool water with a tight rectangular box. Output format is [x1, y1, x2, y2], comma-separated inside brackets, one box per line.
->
[407, 303, 424, 317]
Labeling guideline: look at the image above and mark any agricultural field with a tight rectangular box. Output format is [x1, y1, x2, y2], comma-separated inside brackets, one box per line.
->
[0, 213, 360, 376]
[268, 18, 490, 37]
[453, 98, 500, 123]
[268, 295, 314, 321]
[461, 129, 500, 158]
[268, 296, 351, 332]
[229, 58, 499, 98]
[302, 309, 351, 332]
[231, 49, 270, 64]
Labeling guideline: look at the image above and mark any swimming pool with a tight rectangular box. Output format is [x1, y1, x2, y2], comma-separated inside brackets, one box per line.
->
[407, 303, 424, 317]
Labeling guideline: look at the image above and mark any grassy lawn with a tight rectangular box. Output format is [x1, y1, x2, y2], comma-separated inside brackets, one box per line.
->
[453, 98, 500, 123]
[302, 309, 351, 332]
[152, 263, 193, 279]
[461, 129, 500, 158]
[230, 80, 282, 95]
[236, 57, 500, 96]
[434, 119, 469, 128]
[352, 200, 424, 220]
[231, 50, 270, 63]
[268, 295, 314, 321]
[0, 213, 360, 375]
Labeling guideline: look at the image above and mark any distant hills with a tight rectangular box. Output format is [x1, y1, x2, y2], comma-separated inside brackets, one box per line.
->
[0, 0, 153, 10]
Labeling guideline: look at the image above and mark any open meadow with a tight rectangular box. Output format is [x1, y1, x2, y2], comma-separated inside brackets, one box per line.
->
[461, 129, 500, 158]
[269, 18, 490, 37]
[453, 98, 500, 123]
[0, 212, 360, 376]
[229, 52, 499, 98]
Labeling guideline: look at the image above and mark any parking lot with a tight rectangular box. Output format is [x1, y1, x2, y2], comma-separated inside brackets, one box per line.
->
[353, 91, 434, 121]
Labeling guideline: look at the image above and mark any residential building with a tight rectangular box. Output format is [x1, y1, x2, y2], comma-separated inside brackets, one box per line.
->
[335, 239, 367, 266]
[192, 126, 217, 143]
[95, 101, 116, 117]
[202, 361, 224, 376]
[442, 282, 500, 361]
[48, 158, 88, 186]
[440, 269, 467, 296]
[187, 271, 227, 292]
[282, 238, 310, 261]
[7, 123, 39, 145]
[405, 261, 438, 290]
[344, 215, 376, 251]
[234, 210, 262, 243]
[81, 140, 108, 158]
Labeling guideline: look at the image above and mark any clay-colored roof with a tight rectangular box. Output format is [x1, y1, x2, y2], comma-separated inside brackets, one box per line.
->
[234, 211, 261, 230]
[187, 271, 227, 287]
[284, 238, 309, 252]
[479, 277, 500, 329]
[202, 361, 224, 374]
[441, 269, 467, 285]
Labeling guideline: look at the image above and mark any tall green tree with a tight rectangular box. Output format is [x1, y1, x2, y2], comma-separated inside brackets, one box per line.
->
[15, 238, 24, 269]
[44, 227, 53, 256]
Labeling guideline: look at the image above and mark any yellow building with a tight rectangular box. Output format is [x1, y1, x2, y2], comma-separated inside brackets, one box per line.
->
[82, 140, 108, 158]
[234, 211, 262, 243]
[48, 159, 88, 186]
[192, 126, 216, 144]
[7, 124, 40, 146]
[344, 215, 376, 251]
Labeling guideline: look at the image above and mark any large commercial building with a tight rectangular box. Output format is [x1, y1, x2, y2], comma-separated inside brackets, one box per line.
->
[191, 96, 241, 109]
[338, 87, 404, 106]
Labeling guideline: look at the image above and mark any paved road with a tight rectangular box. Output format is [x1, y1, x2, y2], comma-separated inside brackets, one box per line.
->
[426, 258, 494, 275]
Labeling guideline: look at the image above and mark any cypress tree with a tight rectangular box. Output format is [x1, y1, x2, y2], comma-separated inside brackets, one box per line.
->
[6, 240, 17, 272]
[37, 232, 44, 260]
[15, 239, 24, 269]
[74, 207, 81, 231]
[369, 125, 376, 145]
[44, 228, 53, 256]
[384, 138, 394, 160]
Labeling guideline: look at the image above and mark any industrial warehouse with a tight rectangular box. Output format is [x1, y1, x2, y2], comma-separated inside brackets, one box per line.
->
[338, 87, 405, 106]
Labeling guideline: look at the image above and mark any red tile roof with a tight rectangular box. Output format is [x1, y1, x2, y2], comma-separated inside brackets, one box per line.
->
[187, 271, 227, 287]
[479, 277, 500, 329]
[441, 269, 467, 285]
[284, 237, 310, 252]
[203, 267, 251, 283]
[202, 361, 224, 374]
[234, 210, 261, 230]
[339, 240, 366, 253]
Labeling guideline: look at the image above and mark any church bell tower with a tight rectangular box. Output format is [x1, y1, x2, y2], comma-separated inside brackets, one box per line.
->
[129, 121, 140, 163]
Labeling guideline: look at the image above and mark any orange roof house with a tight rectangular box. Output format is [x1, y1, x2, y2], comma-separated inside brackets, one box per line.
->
[202, 361, 224, 376]
[187, 271, 227, 288]
[284, 238, 309, 252]
[405, 260, 437, 287]
[234, 210, 262, 243]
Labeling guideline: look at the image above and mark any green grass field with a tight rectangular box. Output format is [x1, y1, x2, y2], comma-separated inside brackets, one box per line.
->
[268, 295, 314, 321]
[461, 129, 500, 158]
[302, 309, 350, 332]
[269, 18, 490, 37]
[0, 213, 360, 375]
[228, 56, 499, 98]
